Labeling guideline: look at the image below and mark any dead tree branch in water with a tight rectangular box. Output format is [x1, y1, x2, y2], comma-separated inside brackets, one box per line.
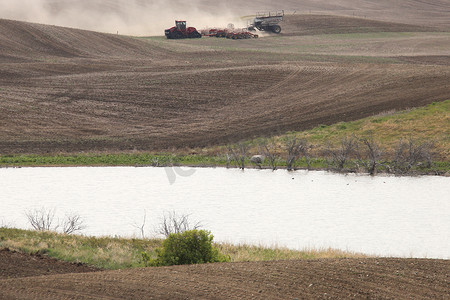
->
[285, 136, 309, 171]
[324, 136, 357, 171]
[259, 138, 279, 170]
[391, 138, 433, 173]
[356, 137, 383, 175]
[227, 142, 249, 169]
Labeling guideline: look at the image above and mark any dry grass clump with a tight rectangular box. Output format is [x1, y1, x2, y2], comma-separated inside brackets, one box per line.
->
[217, 243, 367, 262]
[288, 100, 450, 161]
[0, 228, 163, 269]
[0, 228, 367, 269]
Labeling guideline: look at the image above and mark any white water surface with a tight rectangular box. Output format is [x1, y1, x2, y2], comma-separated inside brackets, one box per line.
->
[0, 167, 449, 259]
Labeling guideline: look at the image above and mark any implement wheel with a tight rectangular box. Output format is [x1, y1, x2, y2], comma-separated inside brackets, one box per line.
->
[271, 25, 281, 34]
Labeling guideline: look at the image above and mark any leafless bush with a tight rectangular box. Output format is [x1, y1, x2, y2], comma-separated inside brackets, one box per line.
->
[150, 158, 160, 167]
[284, 136, 309, 171]
[391, 138, 433, 173]
[259, 138, 279, 170]
[25, 208, 85, 234]
[227, 142, 249, 169]
[25, 208, 57, 231]
[324, 136, 357, 171]
[157, 211, 202, 237]
[356, 137, 383, 175]
[0, 218, 12, 229]
[132, 210, 147, 239]
[61, 213, 86, 234]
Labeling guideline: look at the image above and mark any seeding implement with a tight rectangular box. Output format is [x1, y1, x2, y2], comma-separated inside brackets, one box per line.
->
[165, 21, 202, 39]
[201, 28, 258, 39]
[200, 24, 258, 39]
[165, 10, 284, 41]
[248, 10, 284, 34]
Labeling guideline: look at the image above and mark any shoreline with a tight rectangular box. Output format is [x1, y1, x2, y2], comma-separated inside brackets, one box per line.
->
[1, 157, 448, 177]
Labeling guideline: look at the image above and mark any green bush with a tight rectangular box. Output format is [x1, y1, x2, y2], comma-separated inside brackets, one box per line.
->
[151, 230, 230, 266]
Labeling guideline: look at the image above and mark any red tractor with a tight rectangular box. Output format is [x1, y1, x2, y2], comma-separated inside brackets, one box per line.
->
[165, 21, 202, 39]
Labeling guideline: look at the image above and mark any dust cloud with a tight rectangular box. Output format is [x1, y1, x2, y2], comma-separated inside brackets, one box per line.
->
[0, 0, 247, 36]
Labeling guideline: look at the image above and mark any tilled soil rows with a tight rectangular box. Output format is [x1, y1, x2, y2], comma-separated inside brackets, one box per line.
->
[0, 250, 448, 299]
[1, 5, 449, 299]
[1, 15, 449, 154]
[0, 248, 99, 279]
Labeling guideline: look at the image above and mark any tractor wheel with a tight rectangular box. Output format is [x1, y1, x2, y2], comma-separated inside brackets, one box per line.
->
[271, 25, 282, 34]
[189, 31, 201, 38]
[172, 31, 183, 39]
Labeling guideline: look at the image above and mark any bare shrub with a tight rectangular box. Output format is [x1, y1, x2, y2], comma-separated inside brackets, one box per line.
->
[324, 136, 357, 171]
[25, 208, 57, 231]
[356, 137, 383, 175]
[157, 211, 202, 237]
[0, 218, 12, 229]
[391, 138, 433, 173]
[25, 208, 85, 234]
[227, 142, 249, 169]
[61, 213, 86, 234]
[132, 210, 147, 239]
[259, 138, 279, 170]
[150, 158, 160, 167]
[284, 136, 309, 171]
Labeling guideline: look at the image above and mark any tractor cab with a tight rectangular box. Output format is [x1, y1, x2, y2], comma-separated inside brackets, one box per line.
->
[176, 21, 186, 31]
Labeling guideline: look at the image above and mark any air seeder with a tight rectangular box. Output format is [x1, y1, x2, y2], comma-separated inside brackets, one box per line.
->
[248, 10, 284, 34]
[201, 10, 285, 39]
[165, 10, 284, 40]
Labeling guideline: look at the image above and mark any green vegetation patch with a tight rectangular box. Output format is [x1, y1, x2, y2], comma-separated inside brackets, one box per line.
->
[145, 230, 230, 267]
[0, 228, 162, 269]
[0, 101, 448, 172]
[0, 228, 366, 269]
[294, 100, 449, 161]
[0, 153, 227, 168]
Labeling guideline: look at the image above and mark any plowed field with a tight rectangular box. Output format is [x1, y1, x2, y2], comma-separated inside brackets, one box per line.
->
[0, 248, 99, 279]
[1, 13, 449, 154]
[1, 2, 450, 298]
[0, 248, 449, 299]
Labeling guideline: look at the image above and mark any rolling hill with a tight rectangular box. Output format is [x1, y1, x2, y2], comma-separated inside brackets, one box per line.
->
[0, 5, 449, 154]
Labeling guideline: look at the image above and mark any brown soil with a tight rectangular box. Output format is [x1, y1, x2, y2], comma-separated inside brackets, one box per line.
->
[1, 14, 449, 154]
[0, 248, 99, 279]
[0, 249, 448, 299]
[282, 14, 437, 36]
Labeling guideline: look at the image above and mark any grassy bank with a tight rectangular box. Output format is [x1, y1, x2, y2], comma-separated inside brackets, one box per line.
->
[0, 228, 366, 269]
[0, 153, 227, 168]
[0, 100, 448, 173]
[289, 100, 449, 160]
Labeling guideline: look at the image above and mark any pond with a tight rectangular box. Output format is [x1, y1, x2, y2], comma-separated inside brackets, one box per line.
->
[0, 167, 449, 259]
